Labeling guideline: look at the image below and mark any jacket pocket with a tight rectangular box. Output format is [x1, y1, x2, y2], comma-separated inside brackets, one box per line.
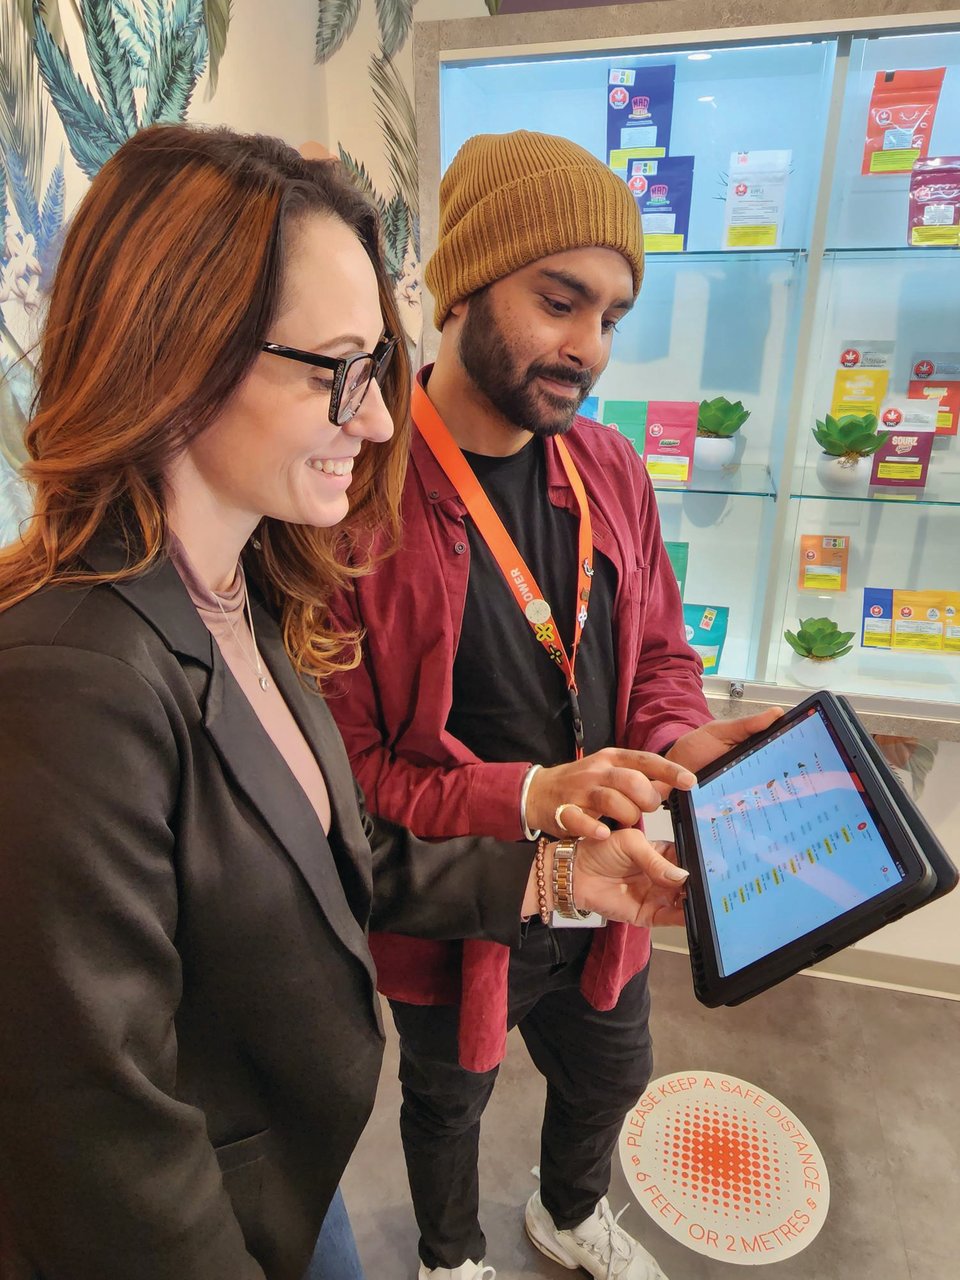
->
[215, 1129, 270, 1223]
[215, 1128, 271, 1174]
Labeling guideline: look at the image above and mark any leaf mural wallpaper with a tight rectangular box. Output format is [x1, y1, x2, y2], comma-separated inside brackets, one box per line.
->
[2, 1, 447, 543]
[0, 0, 233, 543]
[31, 0, 220, 181]
[316, 0, 421, 330]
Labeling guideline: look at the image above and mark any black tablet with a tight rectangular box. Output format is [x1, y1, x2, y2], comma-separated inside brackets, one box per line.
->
[669, 691, 957, 1007]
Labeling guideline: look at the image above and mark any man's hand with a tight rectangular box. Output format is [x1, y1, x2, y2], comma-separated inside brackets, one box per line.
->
[525, 748, 697, 840]
[666, 707, 785, 775]
[574, 834, 688, 928]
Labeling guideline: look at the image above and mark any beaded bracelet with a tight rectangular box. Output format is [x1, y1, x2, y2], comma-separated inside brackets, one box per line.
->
[535, 835, 551, 925]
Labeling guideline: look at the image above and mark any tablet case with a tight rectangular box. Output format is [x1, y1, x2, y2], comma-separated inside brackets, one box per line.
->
[834, 694, 958, 906]
[670, 693, 957, 1007]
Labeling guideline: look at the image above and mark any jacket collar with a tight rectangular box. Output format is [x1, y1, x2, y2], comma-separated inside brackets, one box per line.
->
[81, 533, 214, 666]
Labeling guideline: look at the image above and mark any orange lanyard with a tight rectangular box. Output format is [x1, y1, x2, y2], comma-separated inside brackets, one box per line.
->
[413, 382, 594, 758]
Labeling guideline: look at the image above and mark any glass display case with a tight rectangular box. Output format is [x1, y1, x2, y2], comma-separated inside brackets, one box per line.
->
[417, 1, 960, 714]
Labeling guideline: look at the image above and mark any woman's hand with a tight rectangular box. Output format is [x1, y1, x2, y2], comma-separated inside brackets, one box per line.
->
[523, 833, 688, 929]
[575, 832, 689, 927]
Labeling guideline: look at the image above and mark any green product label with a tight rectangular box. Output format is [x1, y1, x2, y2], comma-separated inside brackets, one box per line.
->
[601, 399, 648, 454]
[664, 541, 689, 600]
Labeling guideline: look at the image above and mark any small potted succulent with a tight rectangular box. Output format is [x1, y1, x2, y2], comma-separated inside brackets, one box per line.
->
[695, 396, 750, 472]
[784, 617, 855, 688]
[813, 412, 887, 493]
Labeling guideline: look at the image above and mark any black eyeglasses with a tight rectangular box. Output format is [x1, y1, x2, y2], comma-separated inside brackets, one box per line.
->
[260, 333, 400, 425]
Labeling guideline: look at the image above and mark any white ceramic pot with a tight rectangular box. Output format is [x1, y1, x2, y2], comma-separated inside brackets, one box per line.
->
[694, 435, 738, 472]
[788, 654, 838, 689]
[815, 452, 868, 494]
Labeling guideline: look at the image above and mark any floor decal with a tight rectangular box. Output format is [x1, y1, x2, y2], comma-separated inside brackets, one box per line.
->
[619, 1070, 829, 1264]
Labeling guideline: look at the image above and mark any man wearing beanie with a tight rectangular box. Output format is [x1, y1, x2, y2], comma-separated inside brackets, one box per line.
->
[328, 130, 780, 1280]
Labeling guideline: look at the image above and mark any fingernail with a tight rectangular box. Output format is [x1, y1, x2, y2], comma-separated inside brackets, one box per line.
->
[594, 822, 611, 838]
[665, 865, 690, 882]
[679, 770, 697, 787]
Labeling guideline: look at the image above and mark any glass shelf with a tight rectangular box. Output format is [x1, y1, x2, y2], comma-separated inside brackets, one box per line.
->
[645, 249, 806, 264]
[823, 246, 960, 259]
[790, 463, 960, 507]
[653, 462, 777, 497]
[773, 642, 960, 704]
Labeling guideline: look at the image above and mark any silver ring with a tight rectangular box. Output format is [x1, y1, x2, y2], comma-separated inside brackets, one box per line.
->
[554, 803, 577, 833]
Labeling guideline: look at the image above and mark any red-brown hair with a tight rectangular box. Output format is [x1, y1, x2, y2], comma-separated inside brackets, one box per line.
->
[0, 123, 410, 679]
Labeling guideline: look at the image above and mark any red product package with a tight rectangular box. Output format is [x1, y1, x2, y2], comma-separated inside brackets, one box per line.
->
[908, 351, 960, 436]
[861, 67, 945, 176]
[641, 400, 697, 484]
[907, 156, 960, 247]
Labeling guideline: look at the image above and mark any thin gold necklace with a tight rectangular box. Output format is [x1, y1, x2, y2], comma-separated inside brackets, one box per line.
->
[214, 566, 271, 691]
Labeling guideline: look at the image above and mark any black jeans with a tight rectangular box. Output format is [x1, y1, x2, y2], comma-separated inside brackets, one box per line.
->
[390, 922, 654, 1271]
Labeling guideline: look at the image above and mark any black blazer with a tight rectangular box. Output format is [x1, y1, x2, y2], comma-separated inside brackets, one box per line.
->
[0, 541, 532, 1280]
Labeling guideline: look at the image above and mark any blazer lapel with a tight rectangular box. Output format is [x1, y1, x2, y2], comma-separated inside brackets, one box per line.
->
[83, 537, 375, 979]
[202, 634, 375, 983]
[252, 606, 375, 912]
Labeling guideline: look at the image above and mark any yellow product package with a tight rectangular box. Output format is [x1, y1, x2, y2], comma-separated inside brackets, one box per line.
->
[890, 589, 951, 652]
[830, 368, 889, 418]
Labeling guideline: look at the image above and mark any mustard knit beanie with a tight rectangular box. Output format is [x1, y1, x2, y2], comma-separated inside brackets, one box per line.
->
[425, 130, 644, 330]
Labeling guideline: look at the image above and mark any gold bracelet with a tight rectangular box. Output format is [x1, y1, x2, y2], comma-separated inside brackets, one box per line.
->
[535, 836, 551, 925]
[552, 838, 591, 920]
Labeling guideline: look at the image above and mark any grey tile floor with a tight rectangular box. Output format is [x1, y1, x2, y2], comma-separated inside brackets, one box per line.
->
[341, 948, 960, 1279]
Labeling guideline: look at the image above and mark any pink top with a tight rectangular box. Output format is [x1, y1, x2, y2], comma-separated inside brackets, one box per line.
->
[167, 534, 332, 834]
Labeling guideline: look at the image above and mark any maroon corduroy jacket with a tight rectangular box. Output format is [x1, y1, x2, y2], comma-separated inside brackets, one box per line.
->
[326, 375, 711, 1071]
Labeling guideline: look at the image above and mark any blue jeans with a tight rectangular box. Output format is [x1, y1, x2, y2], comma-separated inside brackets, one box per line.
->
[303, 1187, 366, 1280]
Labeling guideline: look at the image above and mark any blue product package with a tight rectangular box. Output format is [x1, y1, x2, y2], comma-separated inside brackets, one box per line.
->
[683, 603, 729, 674]
[861, 587, 894, 649]
[630, 156, 696, 251]
[606, 64, 676, 162]
[580, 395, 601, 421]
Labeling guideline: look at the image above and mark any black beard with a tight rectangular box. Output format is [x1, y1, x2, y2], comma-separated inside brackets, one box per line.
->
[458, 288, 593, 437]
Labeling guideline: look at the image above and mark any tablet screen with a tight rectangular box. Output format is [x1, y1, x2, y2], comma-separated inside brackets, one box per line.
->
[691, 705, 908, 975]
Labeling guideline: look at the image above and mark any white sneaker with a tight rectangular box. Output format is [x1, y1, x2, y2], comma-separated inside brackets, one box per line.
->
[417, 1261, 495, 1280]
[525, 1190, 667, 1279]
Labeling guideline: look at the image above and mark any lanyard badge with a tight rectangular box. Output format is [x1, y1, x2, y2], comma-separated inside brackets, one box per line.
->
[413, 382, 594, 759]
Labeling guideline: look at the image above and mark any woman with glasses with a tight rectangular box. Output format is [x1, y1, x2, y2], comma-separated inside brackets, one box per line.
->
[0, 125, 688, 1280]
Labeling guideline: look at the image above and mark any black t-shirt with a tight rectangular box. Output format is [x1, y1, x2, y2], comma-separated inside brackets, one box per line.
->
[446, 437, 618, 768]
